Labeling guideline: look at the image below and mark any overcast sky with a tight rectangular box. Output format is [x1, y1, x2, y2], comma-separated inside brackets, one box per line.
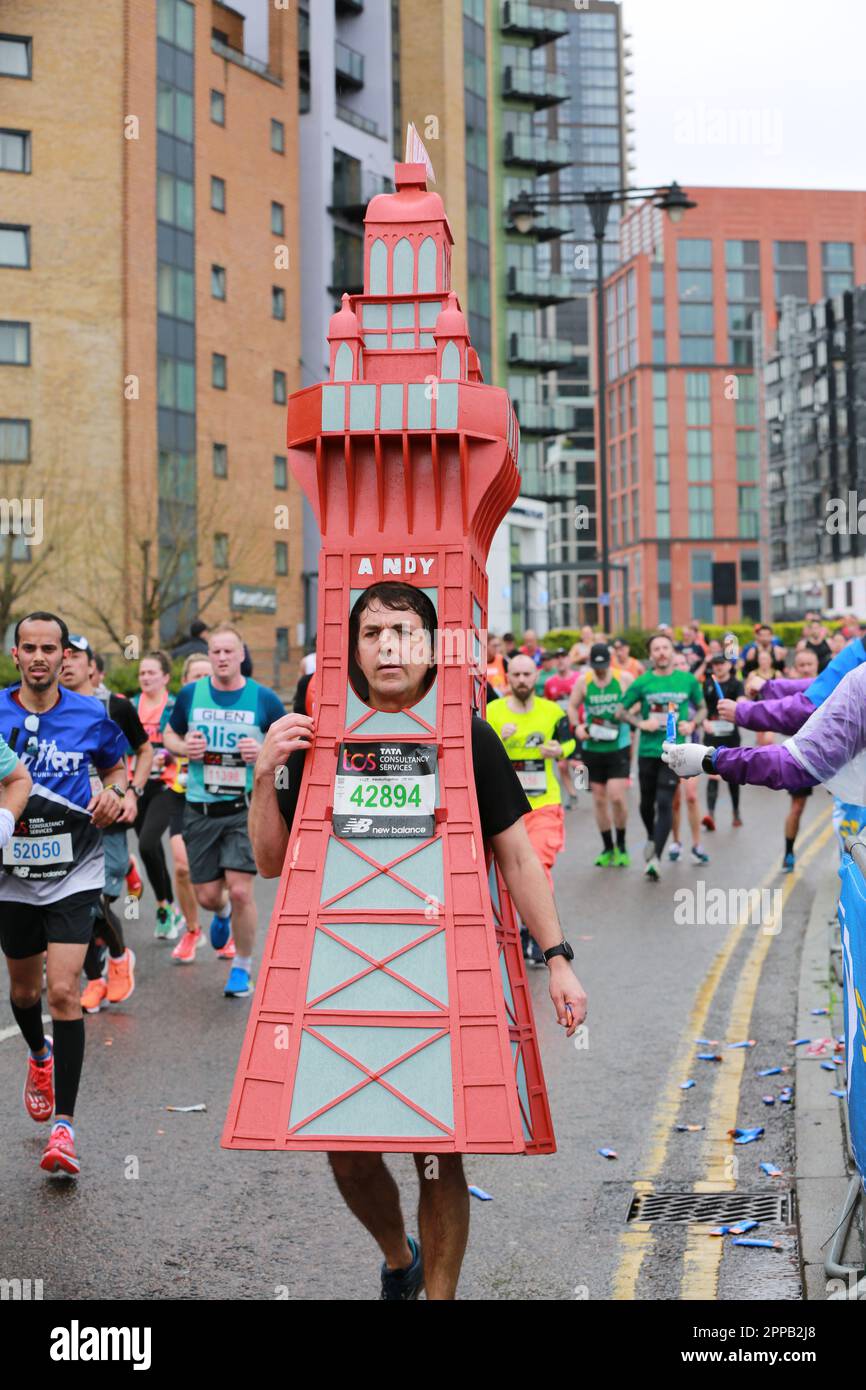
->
[623, 0, 866, 191]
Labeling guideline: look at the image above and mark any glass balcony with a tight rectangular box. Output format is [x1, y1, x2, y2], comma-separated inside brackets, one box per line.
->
[330, 169, 394, 222]
[504, 131, 570, 172]
[502, 64, 567, 107]
[335, 40, 364, 89]
[506, 266, 576, 305]
[512, 401, 579, 435]
[500, 1, 569, 46]
[336, 0, 364, 14]
[336, 103, 379, 136]
[508, 334, 573, 366]
[519, 465, 581, 500]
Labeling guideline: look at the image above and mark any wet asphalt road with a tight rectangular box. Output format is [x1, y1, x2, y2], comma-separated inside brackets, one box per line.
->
[0, 776, 834, 1301]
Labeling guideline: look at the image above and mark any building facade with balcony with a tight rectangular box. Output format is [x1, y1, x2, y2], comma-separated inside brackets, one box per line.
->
[0, 0, 304, 682]
[602, 187, 866, 631]
[766, 285, 866, 619]
[298, 0, 397, 635]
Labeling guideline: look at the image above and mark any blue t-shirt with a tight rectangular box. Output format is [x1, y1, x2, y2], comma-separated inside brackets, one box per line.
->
[0, 685, 128, 904]
[0, 732, 18, 780]
[806, 637, 866, 708]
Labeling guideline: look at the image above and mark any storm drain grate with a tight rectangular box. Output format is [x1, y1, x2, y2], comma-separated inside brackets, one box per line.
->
[627, 1190, 792, 1225]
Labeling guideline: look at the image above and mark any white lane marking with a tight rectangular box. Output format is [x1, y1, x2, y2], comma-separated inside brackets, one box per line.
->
[0, 1015, 52, 1044]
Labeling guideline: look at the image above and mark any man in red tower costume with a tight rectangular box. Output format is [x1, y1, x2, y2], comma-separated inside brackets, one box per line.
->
[250, 581, 587, 1300]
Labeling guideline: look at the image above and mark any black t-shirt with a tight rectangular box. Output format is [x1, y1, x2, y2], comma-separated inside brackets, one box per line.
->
[276, 714, 531, 841]
[742, 650, 785, 679]
[703, 672, 744, 711]
[805, 638, 831, 672]
[103, 692, 148, 752]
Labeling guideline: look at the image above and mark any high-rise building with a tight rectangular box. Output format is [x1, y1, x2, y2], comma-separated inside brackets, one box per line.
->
[0, 0, 304, 680]
[765, 286, 866, 617]
[602, 187, 866, 630]
[298, 0, 398, 636]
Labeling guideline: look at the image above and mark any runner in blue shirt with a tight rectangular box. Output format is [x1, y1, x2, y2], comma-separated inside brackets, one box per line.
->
[0, 612, 128, 1177]
[164, 624, 285, 998]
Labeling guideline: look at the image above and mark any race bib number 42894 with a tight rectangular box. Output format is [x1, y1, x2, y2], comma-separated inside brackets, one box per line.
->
[333, 743, 437, 839]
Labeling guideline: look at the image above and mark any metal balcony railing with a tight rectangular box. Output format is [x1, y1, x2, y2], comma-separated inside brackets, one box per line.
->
[508, 334, 573, 366]
[504, 130, 570, 171]
[512, 400, 578, 435]
[211, 36, 282, 86]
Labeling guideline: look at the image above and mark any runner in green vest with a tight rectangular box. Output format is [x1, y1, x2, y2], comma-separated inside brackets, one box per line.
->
[618, 631, 706, 881]
[567, 643, 634, 866]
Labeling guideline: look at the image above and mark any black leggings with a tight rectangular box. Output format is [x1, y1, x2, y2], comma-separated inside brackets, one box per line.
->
[638, 756, 680, 857]
[84, 895, 126, 981]
[134, 780, 174, 903]
[707, 776, 740, 815]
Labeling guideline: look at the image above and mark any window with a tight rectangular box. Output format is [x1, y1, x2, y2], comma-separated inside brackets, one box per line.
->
[688, 485, 713, 538]
[0, 129, 30, 173]
[774, 241, 807, 303]
[0, 35, 31, 78]
[677, 269, 712, 302]
[272, 286, 285, 320]
[157, 174, 193, 230]
[275, 541, 288, 575]
[740, 553, 760, 583]
[680, 303, 714, 334]
[274, 455, 287, 490]
[685, 373, 711, 425]
[158, 357, 195, 411]
[213, 533, 229, 569]
[691, 551, 713, 584]
[212, 443, 227, 478]
[736, 430, 759, 481]
[212, 353, 226, 389]
[276, 627, 289, 662]
[271, 118, 284, 154]
[0, 533, 30, 563]
[680, 338, 715, 365]
[157, 0, 194, 52]
[734, 374, 757, 425]
[725, 240, 759, 269]
[0, 224, 29, 267]
[211, 264, 226, 300]
[158, 264, 194, 320]
[0, 321, 30, 364]
[273, 370, 287, 404]
[271, 201, 285, 237]
[210, 176, 226, 212]
[687, 429, 712, 481]
[822, 241, 853, 296]
[677, 238, 712, 269]
[0, 418, 30, 461]
[210, 89, 225, 125]
[156, 81, 193, 141]
[738, 486, 760, 538]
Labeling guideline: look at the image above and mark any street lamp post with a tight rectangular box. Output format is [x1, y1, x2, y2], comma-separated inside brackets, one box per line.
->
[507, 181, 696, 628]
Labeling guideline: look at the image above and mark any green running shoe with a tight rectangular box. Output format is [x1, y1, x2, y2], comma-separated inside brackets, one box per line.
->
[613, 846, 630, 867]
[594, 849, 615, 867]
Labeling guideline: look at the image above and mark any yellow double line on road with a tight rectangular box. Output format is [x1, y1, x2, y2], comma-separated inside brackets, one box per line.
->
[611, 808, 834, 1301]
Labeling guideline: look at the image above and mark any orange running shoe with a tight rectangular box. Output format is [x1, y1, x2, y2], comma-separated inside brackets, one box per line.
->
[106, 948, 136, 1004]
[40, 1123, 80, 1176]
[216, 936, 236, 961]
[172, 928, 204, 964]
[81, 978, 108, 1014]
[126, 854, 143, 899]
[23, 1040, 54, 1122]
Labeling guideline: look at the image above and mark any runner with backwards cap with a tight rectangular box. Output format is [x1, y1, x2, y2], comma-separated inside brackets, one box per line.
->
[567, 642, 634, 866]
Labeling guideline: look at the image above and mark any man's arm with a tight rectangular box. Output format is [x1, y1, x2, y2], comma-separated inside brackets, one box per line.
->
[0, 759, 31, 820]
[566, 675, 587, 731]
[723, 691, 814, 736]
[490, 818, 587, 1034]
[89, 759, 129, 828]
[249, 713, 314, 877]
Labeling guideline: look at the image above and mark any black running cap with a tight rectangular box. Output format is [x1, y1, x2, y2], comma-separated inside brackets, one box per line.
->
[590, 642, 611, 668]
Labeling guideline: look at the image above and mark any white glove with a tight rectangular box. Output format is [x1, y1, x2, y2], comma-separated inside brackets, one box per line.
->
[0, 807, 16, 849]
[661, 741, 706, 778]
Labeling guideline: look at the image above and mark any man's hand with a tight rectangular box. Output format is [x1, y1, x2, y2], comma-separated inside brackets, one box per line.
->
[118, 788, 139, 825]
[540, 740, 563, 759]
[677, 719, 695, 736]
[661, 741, 706, 778]
[717, 698, 738, 723]
[237, 736, 262, 766]
[549, 959, 587, 1038]
[640, 715, 660, 732]
[744, 673, 766, 697]
[255, 713, 314, 779]
[576, 722, 589, 740]
[89, 788, 124, 828]
[500, 722, 517, 740]
[185, 730, 207, 761]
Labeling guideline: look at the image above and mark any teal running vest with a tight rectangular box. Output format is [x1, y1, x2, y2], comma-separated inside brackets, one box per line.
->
[186, 677, 262, 803]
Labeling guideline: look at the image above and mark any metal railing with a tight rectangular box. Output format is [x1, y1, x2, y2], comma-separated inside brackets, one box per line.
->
[508, 333, 573, 365]
[504, 130, 570, 169]
[500, 1, 569, 42]
[506, 266, 576, 304]
[502, 65, 567, 104]
[335, 40, 364, 87]
[336, 103, 381, 137]
[210, 36, 282, 86]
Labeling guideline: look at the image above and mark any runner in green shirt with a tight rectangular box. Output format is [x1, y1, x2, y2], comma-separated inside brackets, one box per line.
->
[618, 632, 706, 881]
[567, 643, 634, 867]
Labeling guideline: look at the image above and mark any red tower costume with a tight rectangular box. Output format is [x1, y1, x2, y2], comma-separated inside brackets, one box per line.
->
[222, 164, 554, 1155]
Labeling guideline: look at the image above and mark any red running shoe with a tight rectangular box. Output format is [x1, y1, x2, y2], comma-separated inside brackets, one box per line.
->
[126, 854, 143, 899]
[40, 1123, 80, 1176]
[216, 936, 236, 961]
[701, 814, 716, 832]
[24, 1040, 54, 1123]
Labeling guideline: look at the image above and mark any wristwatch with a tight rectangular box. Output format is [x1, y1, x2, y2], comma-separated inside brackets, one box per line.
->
[105, 783, 125, 800]
[131, 784, 145, 799]
[543, 940, 575, 965]
[701, 748, 717, 774]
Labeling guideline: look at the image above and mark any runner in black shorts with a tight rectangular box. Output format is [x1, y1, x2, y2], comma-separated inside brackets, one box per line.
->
[0, 613, 128, 1177]
[567, 643, 634, 866]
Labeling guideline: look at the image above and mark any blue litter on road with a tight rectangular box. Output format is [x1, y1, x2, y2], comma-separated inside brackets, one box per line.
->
[727, 1040, 756, 1049]
[830, 1088, 846, 1098]
[697, 1052, 723, 1062]
[732, 1238, 782, 1249]
[820, 1061, 836, 1072]
[789, 1038, 811, 1047]
[779, 1087, 793, 1103]
[760, 1162, 782, 1177]
[757, 1066, 790, 1076]
[597, 1148, 618, 1160]
[729, 1126, 764, 1145]
[468, 1185, 493, 1201]
[761, 1095, 776, 1105]
[680, 1079, 696, 1089]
